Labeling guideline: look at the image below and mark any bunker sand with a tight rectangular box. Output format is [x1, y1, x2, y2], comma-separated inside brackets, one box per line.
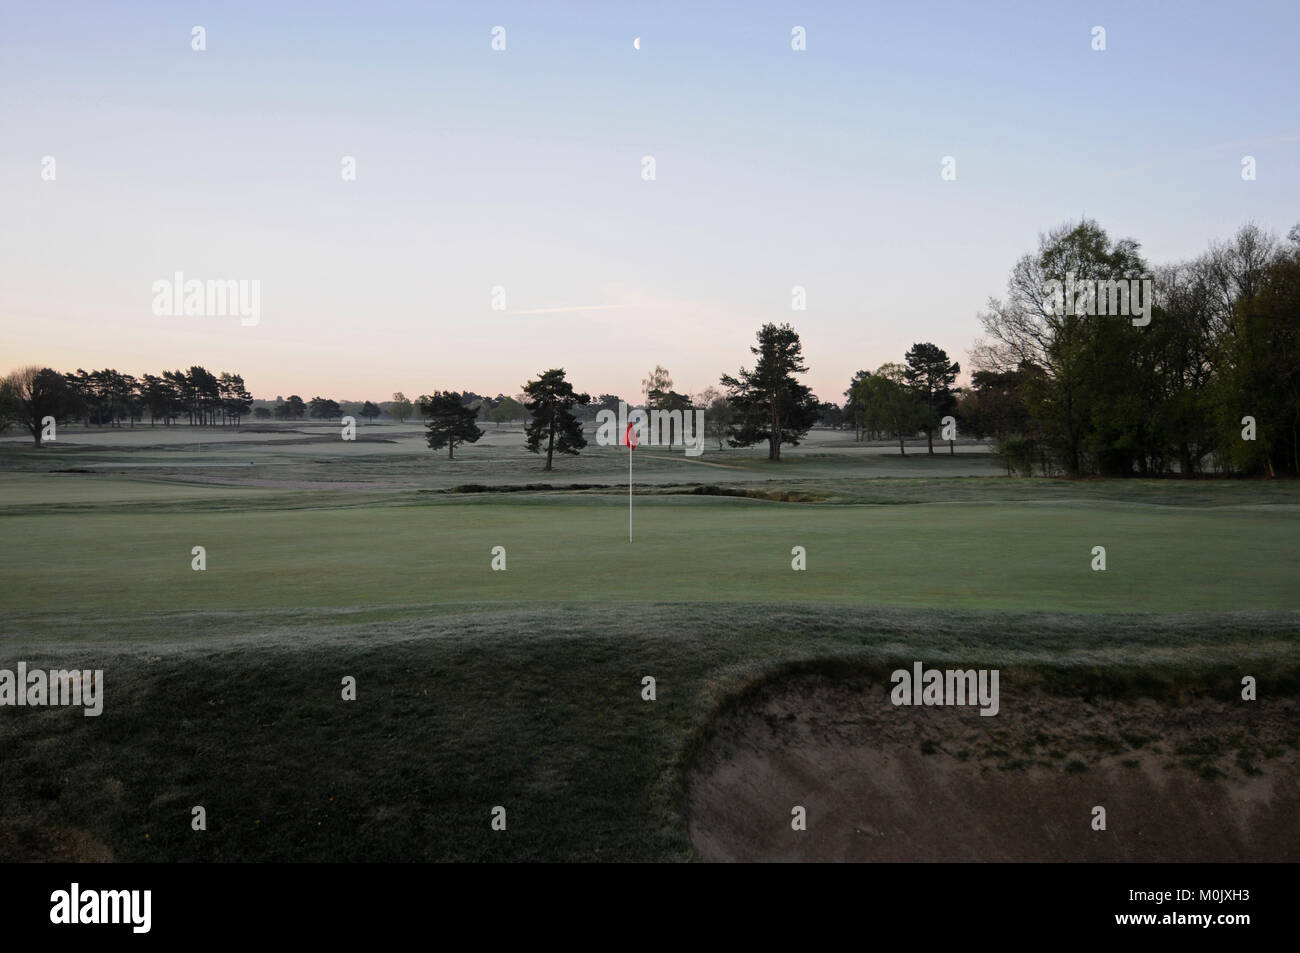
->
[687, 673, 1299, 861]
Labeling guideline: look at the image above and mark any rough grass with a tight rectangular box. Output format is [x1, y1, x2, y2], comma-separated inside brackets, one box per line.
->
[1, 605, 1295, 862]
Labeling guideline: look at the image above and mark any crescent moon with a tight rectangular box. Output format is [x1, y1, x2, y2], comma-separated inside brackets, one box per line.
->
[633, 37, 641, 50]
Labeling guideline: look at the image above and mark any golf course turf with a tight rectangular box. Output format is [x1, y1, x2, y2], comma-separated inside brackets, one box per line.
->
[1, 426, 1296, 861]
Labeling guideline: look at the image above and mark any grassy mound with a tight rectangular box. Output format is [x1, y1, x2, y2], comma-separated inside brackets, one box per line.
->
[2, 605, 1295, 861]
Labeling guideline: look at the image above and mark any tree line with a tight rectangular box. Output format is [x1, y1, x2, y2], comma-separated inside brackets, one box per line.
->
[403, 215, 1300, 478]
[0, 365, 255, 442]
[965, 220, 1300, 477]
[5, 217, 1296, 475]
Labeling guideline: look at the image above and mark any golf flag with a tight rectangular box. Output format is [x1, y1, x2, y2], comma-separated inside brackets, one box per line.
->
[625, 421, 636, 540]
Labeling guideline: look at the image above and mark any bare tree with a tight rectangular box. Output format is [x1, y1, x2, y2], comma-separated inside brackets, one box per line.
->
[1, 366, 71, 446]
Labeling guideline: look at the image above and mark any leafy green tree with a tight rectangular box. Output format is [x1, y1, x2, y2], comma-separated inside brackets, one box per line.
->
[720, 323, 820, 461]
[219, 372, 253, 425]
[1211, 229, 1300, 475]
[163, 370, 191, 423]
[252, 406, 272, 420]
[817, 401, 844, 429]
[97, 369, 138, 427]
[522, 369, 590, 470]
[178, 366, 222, 426]
[582, 394, 620, 426]
[904, 342, 961, 453]
[976, 219, 1151, 475]
[647, 388, 692, 411]
[843, 370, 876, 440]
[489, 395, 525, 428]
[309, 397, 341, 419]
[62, 370, 91, 425]
[274, 395, 306, 420]
[422, 391, 484, 459]
[1143, 259, 1220, 476]
[360, 401, 381, 422]
[959, 366, 1043, 475]
[842, 370, 871, 440]
[871, 363, 925, 455]
[695, 386, 732, 450]
[389, 392, 414, 423]
[645, 387, 694, 443]
[139, 373, 174, 426]
[69, 368, 135, 427]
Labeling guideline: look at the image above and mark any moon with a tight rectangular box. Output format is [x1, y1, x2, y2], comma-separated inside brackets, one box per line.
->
[633, 37, 640, 50]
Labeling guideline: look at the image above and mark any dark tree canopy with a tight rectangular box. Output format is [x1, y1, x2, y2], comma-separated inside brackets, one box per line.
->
[817, 401, 843, 429]
[309, 396, 342, 420]
[842, 369, 872, 440]
[522, 368, 590, 471]
[904, 342, 961, 453]
[38, 365, 254, 429]
[647, 388, 693, 412]
[274, 395, 306, 420]
[976, 218, 1151, 476]
[957, 364, 1044, 475]
[388, 392, 414, 423]
[423, 391, 484, 459]
[489, 395, 525, 427]
[1, 366, 72, 445]
[720, 323, 820, 461]
[972, 218, 1300, 477]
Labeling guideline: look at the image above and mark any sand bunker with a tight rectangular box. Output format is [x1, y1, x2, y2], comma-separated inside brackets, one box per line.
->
[687, 672, 1298, 861]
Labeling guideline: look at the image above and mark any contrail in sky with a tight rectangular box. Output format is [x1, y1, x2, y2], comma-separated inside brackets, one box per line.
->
[507, 305, 625, 315]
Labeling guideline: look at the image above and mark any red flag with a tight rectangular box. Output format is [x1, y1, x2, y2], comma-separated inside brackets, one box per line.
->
[623, 422, 638, 449]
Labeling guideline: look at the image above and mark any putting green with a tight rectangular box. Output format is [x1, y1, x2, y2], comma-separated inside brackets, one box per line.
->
[3, 496, 1296, 618]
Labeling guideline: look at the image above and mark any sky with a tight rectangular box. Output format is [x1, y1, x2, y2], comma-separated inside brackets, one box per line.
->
[2, 0, 1297, 403]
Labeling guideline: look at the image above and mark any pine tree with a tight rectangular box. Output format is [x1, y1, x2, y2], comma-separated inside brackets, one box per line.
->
[423, 391, 484, 459]
[720, 323, 820, 461]
[903, 342, 960, 453]
[522, 369, 590, 470]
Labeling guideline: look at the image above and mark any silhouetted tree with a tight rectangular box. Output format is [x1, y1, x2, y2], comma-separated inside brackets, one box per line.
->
[522, 369, 590, 470]
[423, 391, 484, 459]
[720, 323, 820, 461]
[1, 366, 72, 445]
[904, 342, 960, 453]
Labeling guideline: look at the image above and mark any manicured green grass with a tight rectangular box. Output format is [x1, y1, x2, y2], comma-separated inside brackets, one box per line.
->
[3, 495, 1297, 628]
